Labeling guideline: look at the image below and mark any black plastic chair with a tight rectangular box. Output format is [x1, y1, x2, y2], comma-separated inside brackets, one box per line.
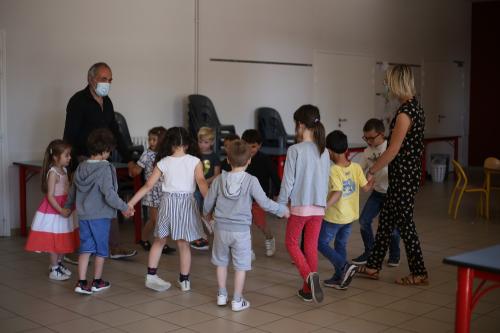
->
[188, 94, 236, 154]
[113, 111, 144, 162]
[256, 107, 295, 150]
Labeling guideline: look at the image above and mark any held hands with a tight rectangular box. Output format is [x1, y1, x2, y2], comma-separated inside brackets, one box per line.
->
[282, 205, 290, 219]
[60, 208, 72, 218]
[122, 204, 135, 218]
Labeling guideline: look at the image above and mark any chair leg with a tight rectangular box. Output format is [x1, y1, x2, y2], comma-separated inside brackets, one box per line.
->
[454, 188, 466, 220]
[485, 173, 491, 220]
[449, 187, 458, 216]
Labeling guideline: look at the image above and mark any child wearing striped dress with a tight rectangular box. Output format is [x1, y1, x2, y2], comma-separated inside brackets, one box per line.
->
[128, 127, 208, 292]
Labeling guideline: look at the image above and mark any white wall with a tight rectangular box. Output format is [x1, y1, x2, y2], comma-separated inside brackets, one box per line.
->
[198, 0, 470, 135]
[0, 0, 195, 232]
[0, 0, 471, 232]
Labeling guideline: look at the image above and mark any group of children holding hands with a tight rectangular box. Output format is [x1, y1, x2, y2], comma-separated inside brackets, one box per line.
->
[25, 104, 396, 311]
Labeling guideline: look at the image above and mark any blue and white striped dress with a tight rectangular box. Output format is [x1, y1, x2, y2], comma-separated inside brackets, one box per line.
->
[155, 154, 205, 241]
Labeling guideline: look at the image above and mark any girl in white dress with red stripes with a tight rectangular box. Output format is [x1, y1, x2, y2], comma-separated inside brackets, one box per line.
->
[25, 140, 78, 280]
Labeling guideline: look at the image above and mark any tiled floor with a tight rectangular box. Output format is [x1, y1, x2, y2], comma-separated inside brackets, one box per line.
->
[1, 178, 500, 332]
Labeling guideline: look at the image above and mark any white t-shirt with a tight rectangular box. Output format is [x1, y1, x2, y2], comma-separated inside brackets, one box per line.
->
[156, 154, 200, 193]
[359, 140, 389, 194]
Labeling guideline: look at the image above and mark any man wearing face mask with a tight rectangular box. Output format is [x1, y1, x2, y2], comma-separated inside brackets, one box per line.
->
[63, 62, 137, 261]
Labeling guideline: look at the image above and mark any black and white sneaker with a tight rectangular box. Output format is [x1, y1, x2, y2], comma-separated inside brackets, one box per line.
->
[339, 264, 358, 289]
[307, 272, 323, 303]
[74, 281, 92, 295]
[297, 289, 313, 302]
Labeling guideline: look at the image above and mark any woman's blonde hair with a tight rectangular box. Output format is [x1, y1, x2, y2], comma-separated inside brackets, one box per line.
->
[385, 64, 416, 99]
[197, 126, 215, 142]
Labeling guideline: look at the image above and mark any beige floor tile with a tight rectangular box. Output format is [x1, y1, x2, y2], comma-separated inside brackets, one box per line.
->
[1, 316, 41, 333]
[222, 308, 282, 326]
[361, 307, 415, 326]
[258, 317, 322, 333]
[23, 307, 83, 325]
[90, 308, 149, 327]
[188, 318, 250, 332]
[129, 299, 184, 316]
[321, 299, 375, 316]
[165, 291, 213, 307]
[329, 317, 388, 333]
[382, 328, 415, 333]
[64, 298, 121, 316]
[256, 284, 299, 299]
[105, 290, 158, 307]
[0, 307, 17, 320]
[157, 309, 215, 326]
[242, 292, 279, 307]
[471, 314, 500, 333]
[295, 308, 349, 327]
[94, 329, 126, 333]
[49, 317, 109, 333]
[191, 302, 234, 317]
[347, 291, 400, 307]
[398, 317, 453, 333]
[118, 317, 181, 333]
[257, 299, 311, 316]
[385, 299, 439, 316]
[407, 290, 455, 306]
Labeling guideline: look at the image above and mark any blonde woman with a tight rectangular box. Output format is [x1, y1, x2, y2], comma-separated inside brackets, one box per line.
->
[357, 65, 428, 285]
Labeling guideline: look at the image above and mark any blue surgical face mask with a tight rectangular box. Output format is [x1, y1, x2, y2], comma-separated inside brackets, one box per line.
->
[95, 82, 110, 97]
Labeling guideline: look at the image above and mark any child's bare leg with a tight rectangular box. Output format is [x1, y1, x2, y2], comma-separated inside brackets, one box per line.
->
[216, 266, 227, 290]
[93, 256, 105, 279]
[148, 238, 167, 268]
[78, 253, 91, 280]
[141, 207, 158, 241]
[49, 253, 59, 267]
[233, 270, 246, 300]
[57, 254, 65, 263]
[177, 240, 191, 275]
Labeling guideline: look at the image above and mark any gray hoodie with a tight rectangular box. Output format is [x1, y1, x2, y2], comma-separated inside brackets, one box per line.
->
[65, 160, 128, 220]
[204, 170, 288, 232]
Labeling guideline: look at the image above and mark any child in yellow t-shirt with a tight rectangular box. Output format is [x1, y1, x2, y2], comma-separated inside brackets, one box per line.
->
[318, 130, 371, 290]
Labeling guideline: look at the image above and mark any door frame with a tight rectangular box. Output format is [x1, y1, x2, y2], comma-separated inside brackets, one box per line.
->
[0, 30, 10, 236]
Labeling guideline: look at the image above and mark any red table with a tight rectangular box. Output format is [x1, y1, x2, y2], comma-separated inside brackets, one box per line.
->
[443, 245, 500, 333]
[14, 161, 143, 243]
[422, 136, 460, 184]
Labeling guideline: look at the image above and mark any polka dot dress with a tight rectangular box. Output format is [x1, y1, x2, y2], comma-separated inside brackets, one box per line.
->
[367, 97, 428, 276]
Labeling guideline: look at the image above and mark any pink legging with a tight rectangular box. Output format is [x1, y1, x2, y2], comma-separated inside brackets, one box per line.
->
[285, 215, 323, 290]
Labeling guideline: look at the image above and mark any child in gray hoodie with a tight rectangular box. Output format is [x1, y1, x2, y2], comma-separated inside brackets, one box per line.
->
[65, 129, 133, 295]
[203, 140, 289, 312]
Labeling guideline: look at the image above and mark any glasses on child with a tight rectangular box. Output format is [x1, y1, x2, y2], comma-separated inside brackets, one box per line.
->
[362, 133, 382, 142]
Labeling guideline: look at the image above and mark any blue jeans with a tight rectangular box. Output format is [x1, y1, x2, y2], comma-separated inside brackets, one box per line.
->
[79, 218, 111, 257]
[359, 191, 400, 260]
[318, 221, 352, 280]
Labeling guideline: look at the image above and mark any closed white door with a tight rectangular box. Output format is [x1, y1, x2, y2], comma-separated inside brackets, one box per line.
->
[422, 61, 466, 137]
[313, 51, 375, 143]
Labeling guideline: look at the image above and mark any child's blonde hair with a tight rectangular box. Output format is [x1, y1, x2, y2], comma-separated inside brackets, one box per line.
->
[385, 64, 416, 99]
[197, 126, 215, 142]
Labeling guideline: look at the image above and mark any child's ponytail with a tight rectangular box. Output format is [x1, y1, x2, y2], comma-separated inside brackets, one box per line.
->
[41, 140, 71, 193]
[293, 104, 326, 154]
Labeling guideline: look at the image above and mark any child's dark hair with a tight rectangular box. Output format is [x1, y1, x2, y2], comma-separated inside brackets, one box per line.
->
[148, 126, 167, 150]
[293, 104, 325, 154]
[326, 130, 348, 154]
[155, 126, 197, 164]
[224, 133, 240, 142]
[363, 118, 385, 133]
[41, 140, 71, 193]
[87, 128, 116, 156]
[228, 140, 251, 167]
[241, 129, 262, 144]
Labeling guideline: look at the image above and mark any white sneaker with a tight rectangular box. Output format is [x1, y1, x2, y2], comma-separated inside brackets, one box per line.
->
[265, 237, 276, 257]
[217, 293, 228, 306]
[177, 279, 191, 292]
[231, 298, 250, 312]
[251, 250, 256, 262]
[145, 274, 171, 292]
[57, 263, 72, 276]
[49, 266, 70, 281]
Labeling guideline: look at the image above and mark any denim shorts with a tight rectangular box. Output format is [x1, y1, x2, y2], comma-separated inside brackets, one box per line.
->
[79, 218, 111, 257]
[212, 229, 251, 271]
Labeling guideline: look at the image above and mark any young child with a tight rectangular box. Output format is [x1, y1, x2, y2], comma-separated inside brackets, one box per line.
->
[351, 119, 400, 266]
[65, 129, 134, 294]
[191, 127, 221, 250]
[220, 133, 240, 172]
[128, 126, 175, 255]
[241, 129, 281, 257]
[318, 130, 371, 290]
[203, 140, 289, 311]
[278, 105, 331, 303]
[128, 127, 208, 292]
[25, 140, 77, 281]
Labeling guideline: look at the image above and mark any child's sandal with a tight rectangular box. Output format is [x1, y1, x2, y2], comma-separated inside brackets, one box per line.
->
[357, 265, 380, 280]
[395, 274, 429, 286]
